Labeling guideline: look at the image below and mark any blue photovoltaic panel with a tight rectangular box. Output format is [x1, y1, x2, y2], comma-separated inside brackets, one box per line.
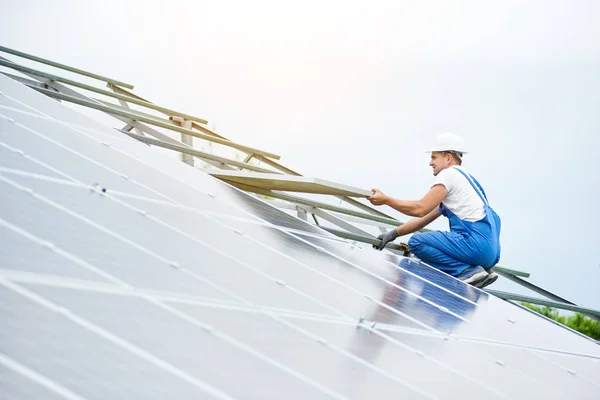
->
[1, 73, 599, 400]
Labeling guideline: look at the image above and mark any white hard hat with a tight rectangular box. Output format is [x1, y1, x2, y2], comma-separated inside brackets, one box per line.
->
[425, 132, 468, 155]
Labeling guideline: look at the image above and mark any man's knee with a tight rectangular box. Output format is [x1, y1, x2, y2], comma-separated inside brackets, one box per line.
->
[408, 234, 427, 256]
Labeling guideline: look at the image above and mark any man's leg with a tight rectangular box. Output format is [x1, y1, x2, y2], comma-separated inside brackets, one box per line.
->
[407, 231, 488, 284]
[407, 231, 471, 276]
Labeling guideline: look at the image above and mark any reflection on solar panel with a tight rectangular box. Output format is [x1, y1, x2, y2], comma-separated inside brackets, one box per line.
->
[1, 62, 599, 399]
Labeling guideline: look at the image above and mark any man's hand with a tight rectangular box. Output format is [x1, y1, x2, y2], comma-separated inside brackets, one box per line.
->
[373, 228, 400, 250]
[368, 188, 388, 206]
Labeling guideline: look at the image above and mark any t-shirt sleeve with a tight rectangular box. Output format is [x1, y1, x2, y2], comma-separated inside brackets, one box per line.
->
[431, 168, 456, 193]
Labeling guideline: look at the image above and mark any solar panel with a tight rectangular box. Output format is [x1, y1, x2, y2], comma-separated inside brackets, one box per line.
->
[1, 73, 599, 399]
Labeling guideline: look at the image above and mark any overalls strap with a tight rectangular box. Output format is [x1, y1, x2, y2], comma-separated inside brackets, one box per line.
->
[453, 167, 489, 206]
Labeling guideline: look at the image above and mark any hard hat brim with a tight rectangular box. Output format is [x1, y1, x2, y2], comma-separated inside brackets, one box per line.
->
[425, 148, 468, 154]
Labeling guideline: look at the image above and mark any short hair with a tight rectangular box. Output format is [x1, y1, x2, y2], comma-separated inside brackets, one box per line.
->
[442, 151, 463, 165]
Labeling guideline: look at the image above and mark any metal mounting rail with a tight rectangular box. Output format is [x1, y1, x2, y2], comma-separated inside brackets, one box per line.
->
[0, 58, 208, 124]
[0, 45, 134, 89]
[28, 86, 281, 160]
[315, 227, 530, 277]
[488, 290, 600, 322]
[120, 131, 278, 174]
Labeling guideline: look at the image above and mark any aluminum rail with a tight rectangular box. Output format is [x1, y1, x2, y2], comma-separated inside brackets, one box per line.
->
[111, 84, 399, 221]
[317, 227, 531, 278]
[498, 272, 581, 305]
[29, 86, 281, 160]
[488, 290, 600, 321]
[119, 131, 278, 174]
[111, 87, 304, 175]
[0, 59, 208, 124]
[0, 45, 134, 89]
[241, 184, 402, 226]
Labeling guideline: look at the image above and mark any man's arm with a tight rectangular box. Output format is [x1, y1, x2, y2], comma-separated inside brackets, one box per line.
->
[396, 207, 442, 236]
[373, 207, 442, 250]
[368, 184, 448, 218]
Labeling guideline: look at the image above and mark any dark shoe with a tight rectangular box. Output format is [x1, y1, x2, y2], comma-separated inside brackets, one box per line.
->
[456, 265, 488, 286]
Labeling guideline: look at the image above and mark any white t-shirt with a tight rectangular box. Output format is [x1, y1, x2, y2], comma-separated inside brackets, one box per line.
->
[432, 166, 486, 222]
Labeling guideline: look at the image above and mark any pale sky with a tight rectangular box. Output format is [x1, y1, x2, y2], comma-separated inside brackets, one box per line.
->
[2, 0, 599, 308]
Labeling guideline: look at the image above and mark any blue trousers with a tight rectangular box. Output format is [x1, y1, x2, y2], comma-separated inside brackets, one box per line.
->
[407, 225, 500, 277]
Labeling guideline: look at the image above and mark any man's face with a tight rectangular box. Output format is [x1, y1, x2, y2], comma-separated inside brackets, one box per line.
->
[429, 151, 451, 176]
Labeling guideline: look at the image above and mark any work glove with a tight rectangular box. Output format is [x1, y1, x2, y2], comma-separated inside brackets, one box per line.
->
[373, 228, 400, 251]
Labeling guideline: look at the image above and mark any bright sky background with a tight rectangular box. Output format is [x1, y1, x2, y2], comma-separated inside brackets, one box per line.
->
[2, 0, 599, 309]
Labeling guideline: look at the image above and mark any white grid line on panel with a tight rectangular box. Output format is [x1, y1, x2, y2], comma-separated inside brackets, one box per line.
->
[0, 352, 90, 400]
[526, 350, 600, 388]
[0, 225, 359, 400]
[0, 111, 187, 204]
[0, 104, 46, 119]
[0, 174, 503, 400]
[0, 174, 447, 399]
[4, 267, 599, 362]
[0, 279, 241, 400]
[0, 164, 179, 208]
[0, 102, 140, 141]
[0, 268, 349, 326]
[0, 204, 438, 399]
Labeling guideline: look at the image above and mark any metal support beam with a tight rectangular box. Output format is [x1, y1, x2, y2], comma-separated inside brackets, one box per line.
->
[12, 75, 253, 173]
[0, 57, 208, 124]
[172, 117, 194, 166]
[487, 290, 600, 321]
[113, 118, 189, 148]
[296, 207, 308, 221]
[0, 72, 56, 91]
[118, 132, 273, 173]
[29, 86, 281, 160]
[106, 88, 312, 177]
[109, 87, 315, 178]
[498, 272, 575, 304]
[15, 79, 169, 147]
[93, 97, 181, 128]
[116, 98, 144, 136]
[0, 45, 134, 88]
[315, 227, 529, 276]
[308, 207, 375, 237]
[492, 268, 530, 279]
[121, 124, 135, 133]
[220, 183, 402, 226]
[338, 195, 403, 223]
[317, 212, 398, 229]
[317, 226, 410, 254]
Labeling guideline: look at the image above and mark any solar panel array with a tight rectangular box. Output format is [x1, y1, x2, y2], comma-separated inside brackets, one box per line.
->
[1, 73, 599, 399]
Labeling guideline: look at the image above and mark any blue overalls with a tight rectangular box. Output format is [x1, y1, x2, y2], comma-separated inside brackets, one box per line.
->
[407, 167, 502, 277]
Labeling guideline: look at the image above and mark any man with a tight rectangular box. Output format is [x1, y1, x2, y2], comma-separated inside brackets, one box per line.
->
[367, 132, 501, 288]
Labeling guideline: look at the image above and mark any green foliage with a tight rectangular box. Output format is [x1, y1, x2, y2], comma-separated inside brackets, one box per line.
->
[520, 303, 600, 341]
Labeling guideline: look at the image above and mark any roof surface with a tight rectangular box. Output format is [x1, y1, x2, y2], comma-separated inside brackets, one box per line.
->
[1, 73, 599, 399]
